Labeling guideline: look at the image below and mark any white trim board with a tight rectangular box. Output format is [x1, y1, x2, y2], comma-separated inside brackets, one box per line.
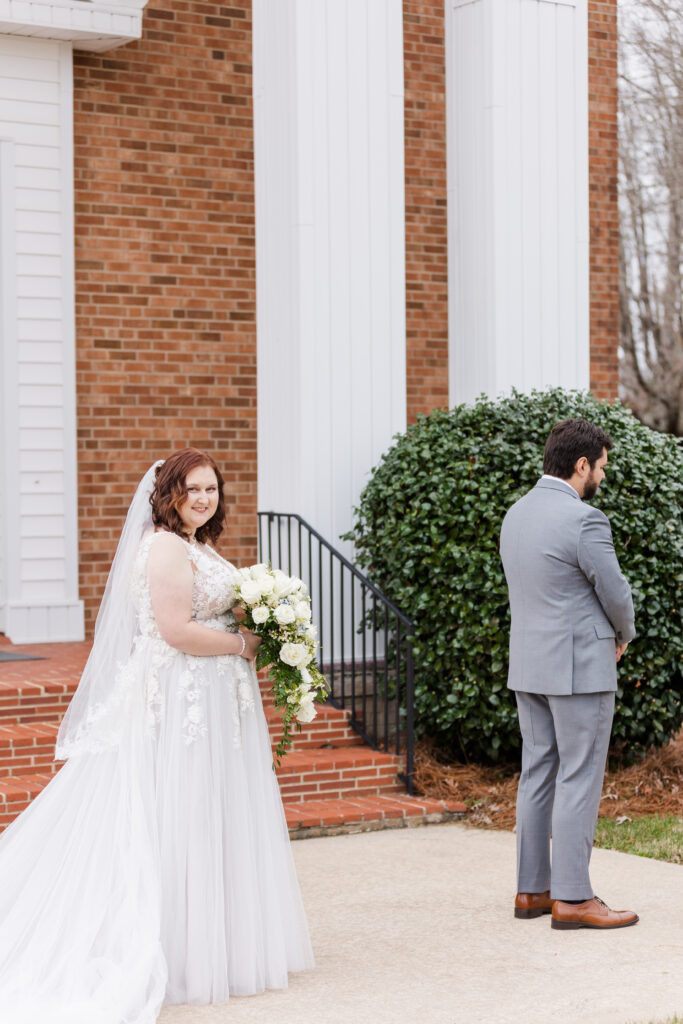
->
[0, 0, 148, 51]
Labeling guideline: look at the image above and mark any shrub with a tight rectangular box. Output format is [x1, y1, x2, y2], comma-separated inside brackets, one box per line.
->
[348, 389, 683, 762]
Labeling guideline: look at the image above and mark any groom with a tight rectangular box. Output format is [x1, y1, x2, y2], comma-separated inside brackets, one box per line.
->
[500, 419, 638, 929]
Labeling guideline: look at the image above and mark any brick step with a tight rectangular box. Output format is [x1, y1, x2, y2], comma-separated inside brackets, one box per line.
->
[0, 641, 88, 723]
[0, 722, 60, 779]
[0, 772, 55, 831]
[0, 748, 405, 826]
[265, 703, 364, 750]
[0, 773, 466, 838]
[0, 705, 363, 781]
[0, 679, 80, 725]
[0, 642, 326, 722]
[284, 794, 467, 836]
[0, 677, 327, 724]
[275, 747, 403, 801]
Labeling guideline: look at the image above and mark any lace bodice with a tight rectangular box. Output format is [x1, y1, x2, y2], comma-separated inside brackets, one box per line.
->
[131, 531, 238, 638]
[126, 532, 254, 748]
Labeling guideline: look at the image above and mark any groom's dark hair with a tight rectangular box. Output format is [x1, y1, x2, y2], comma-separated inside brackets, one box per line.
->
[543, 419, 613, 479]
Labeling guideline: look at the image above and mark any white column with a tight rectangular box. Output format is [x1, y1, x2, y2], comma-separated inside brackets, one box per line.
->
[0, 137, 19, 638]
[253, 0, 406, 549]
[0, 37, 84, 642]
[0, 7, 149, 643]
[445, 0, 589, 404]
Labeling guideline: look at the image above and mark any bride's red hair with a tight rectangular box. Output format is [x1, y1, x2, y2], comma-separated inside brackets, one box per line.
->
[150, 448, 226, 544]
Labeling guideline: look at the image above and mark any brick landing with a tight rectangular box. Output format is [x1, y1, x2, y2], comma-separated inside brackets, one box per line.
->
[0, 638, 465, 834]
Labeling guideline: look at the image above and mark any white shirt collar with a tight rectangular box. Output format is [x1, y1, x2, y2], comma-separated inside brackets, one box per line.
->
[541, 474, 580, 498]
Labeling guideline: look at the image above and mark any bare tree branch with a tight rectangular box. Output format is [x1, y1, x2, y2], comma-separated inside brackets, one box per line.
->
[619, 0, 683, 434]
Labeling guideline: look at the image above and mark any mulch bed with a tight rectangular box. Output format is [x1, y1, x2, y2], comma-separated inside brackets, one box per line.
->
[414, 731, 683, 831]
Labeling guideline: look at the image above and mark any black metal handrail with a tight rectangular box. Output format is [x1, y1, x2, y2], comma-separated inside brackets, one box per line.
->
[258, 511, 416, 793]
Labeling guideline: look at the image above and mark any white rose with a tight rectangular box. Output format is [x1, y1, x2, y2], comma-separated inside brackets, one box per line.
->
[274, 603, 296, 625]
[280, 642, 307, 668]
[295, 602, 312, 622]
[304, 625, 317, 643]
[251, 605, 270, 624]
[249, 563, 269, 580]
[273, 574, 296, 598]
[258, 575, 276, 596]
[295, 691, 317, 723]
[235, 567, 252, 582]
[299, 666, 312, 684]
[287, 683, 310, 704]
[239, 580, 262, 605]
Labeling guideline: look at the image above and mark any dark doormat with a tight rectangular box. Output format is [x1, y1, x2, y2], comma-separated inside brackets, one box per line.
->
[0, 652, 46, 662]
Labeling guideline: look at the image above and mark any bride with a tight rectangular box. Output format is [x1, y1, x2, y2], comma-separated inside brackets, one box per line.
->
[0, 448, 314, 1023]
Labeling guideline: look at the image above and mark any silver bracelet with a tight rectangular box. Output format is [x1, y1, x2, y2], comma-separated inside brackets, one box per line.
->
[237, 632, 246, 657]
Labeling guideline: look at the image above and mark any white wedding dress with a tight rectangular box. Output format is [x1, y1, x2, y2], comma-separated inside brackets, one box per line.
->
[0, 530, 314, 1024]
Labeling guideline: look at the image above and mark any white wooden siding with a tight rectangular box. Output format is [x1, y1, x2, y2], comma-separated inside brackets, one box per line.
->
[0, 34, 83, 642]
[446, 0, 589, 404]
[253, 0, 406, 551]
[0, 138, 17, 633]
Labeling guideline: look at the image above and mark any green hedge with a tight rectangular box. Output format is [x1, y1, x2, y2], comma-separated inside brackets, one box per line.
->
[348, 389, 683, 762]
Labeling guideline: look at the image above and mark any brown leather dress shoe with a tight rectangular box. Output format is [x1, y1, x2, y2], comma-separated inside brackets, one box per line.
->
[514, 891, 554, 919]
[551, 896, 639, 930]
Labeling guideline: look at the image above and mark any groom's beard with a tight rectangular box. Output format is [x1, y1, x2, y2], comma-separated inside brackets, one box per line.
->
[582, 474, 600, 501]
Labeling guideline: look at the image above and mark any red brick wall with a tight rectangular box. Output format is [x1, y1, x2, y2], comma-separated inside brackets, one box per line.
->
[403, 1, 449, 424]
[73, 0, 257, 633]
[588, 0, 619, 400]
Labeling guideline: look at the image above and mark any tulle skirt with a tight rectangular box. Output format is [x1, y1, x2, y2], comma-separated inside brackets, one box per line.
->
[0, 648, 314, 1023]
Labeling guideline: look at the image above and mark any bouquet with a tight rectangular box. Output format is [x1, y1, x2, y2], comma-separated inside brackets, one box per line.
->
[232, 563, 327, 764]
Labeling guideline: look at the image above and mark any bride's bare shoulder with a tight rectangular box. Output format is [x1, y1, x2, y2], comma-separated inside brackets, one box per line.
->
[150, 529, 188, 542]
[147, 530, 191, 562]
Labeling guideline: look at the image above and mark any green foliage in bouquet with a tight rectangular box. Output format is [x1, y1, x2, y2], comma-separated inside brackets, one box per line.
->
[347, 389, 683, 763]
[253, 632, 327, 767]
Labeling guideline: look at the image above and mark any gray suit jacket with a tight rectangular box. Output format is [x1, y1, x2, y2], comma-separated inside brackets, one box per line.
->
[500, 478, 635, 695]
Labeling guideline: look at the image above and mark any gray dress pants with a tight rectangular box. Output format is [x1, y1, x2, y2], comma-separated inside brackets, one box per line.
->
[515, 690, 615, 901]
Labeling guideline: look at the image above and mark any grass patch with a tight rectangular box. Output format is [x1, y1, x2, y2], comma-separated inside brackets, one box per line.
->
[631, 1017, 683, 1024]
[594, 815, 683, 864]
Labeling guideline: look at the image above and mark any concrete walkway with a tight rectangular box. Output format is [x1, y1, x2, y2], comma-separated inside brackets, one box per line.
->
[159, 822, 683, 1024]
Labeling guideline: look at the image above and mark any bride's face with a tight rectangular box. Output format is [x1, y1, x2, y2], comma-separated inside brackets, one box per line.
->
[178, 465, 220, 536]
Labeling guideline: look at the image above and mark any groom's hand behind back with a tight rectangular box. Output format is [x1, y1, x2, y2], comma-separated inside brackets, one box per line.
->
[616, 642, 628, 663]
